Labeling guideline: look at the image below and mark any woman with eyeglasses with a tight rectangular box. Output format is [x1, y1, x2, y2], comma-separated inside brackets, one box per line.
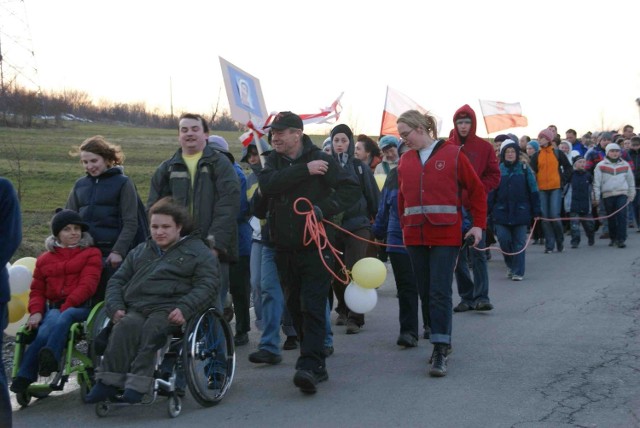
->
[396, 110, 486, 377]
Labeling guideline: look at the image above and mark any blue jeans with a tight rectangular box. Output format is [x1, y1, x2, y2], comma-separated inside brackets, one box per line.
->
[570, 212, 595, 245]
[539, 189, 564, 251]
[0, 302, 11, 428]
[455, 231, 490, 305]
[258, 246, 287, 355]
[604, 195, 629, 243]
[407, 246, 458, 345]
[18, 307, 90, 381]
[494, 224, 528, 276]
[250, 242, 263, 329]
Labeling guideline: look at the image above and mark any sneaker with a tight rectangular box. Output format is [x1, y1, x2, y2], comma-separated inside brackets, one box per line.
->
[323, 346, 334, 357]
[248, 349, 282, 365]
[293, 369, 328, 394]
[511, 275, 524, 281]
[335, 313, 347, 326]
[429, 344, 448, 377]
[617, 241, 626, 248]
[475, 301, 494, 311]
[453, 302, 472, 313]
[10, 376, 31, 394]
[283, 336, 298, 350]
[38, 347, 58, 377]
[84, 381, 119, 404]
[233, 333, 249, 347]
[122, 388, 144, 404]
[396, 333, 418, 348]
[544, 249, 552, 254]
[345, 320, 361, 334]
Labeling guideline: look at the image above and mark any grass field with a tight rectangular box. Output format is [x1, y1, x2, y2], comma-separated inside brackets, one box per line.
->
[0, 123, 326, 259]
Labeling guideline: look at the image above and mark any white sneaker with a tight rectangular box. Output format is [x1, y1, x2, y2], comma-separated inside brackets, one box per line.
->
[511, 275, 524, 281]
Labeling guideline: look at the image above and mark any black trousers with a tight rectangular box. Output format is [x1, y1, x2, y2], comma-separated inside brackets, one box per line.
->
[389, 252, 426, 338]
[229, 255, 251, 335]
[276, 249, 332, 372]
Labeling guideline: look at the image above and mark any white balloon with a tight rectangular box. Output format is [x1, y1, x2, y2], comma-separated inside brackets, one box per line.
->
[9, 264, 32, 295]
[344, 282, 378, 314]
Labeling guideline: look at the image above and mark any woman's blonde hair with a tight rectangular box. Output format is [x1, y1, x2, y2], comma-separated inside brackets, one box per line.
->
[397, 110, 438, 140]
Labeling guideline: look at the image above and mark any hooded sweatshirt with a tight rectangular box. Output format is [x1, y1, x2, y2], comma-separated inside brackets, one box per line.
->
[447, 104, 501, 209]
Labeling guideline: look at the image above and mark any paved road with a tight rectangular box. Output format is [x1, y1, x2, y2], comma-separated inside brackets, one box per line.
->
[10, 231, 640, 427]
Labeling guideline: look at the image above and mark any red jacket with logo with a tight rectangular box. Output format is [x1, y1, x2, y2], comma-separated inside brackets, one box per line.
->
[398, 140, 487, 247]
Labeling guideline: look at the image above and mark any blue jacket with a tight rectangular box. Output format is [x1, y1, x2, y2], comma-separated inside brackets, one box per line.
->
[564, 170, 592, 214]
[488, 162, 541, 226]
[0, 178, 22, 303]
[372, 169, 406, 254]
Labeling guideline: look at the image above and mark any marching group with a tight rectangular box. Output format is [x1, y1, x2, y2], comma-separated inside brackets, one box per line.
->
[1, 104, 638, 424]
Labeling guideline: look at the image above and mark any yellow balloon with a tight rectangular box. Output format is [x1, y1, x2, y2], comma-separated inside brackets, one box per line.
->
[374, 174, 387, 191]
[351, 257, 387, 289]
[7, 298, 26, 324]
[13, 256, 37, 274]
[17, 290, 30, 308]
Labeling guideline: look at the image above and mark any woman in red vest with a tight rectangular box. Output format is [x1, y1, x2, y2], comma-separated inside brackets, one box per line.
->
[397, 110, 486, 377]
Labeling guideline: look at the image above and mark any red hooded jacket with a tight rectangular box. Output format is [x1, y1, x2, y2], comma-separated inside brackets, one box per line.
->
[447, 104, 500, 208]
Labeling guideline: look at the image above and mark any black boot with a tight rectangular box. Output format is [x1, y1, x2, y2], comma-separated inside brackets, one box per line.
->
[429, 344, 448, 377]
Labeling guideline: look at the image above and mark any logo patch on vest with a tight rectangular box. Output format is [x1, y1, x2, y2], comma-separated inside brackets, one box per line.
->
[435, 160, 445, 170]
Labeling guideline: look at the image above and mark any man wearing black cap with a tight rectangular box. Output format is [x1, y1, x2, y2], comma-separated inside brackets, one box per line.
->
[258, 112, 360, 393]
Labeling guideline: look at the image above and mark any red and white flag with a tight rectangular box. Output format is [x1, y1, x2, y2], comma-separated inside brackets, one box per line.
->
[380, 86, 440, 137]
[240, 93, 344, 147]
[478, 100, 528, 134]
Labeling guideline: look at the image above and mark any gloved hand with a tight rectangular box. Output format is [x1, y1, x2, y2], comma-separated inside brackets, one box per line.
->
[313, 205, 324, 221]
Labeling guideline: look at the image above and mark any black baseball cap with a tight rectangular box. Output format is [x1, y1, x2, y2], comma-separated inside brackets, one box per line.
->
[267, 111, 303, 131]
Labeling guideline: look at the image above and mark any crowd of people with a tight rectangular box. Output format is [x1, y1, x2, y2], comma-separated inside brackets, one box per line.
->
[1, 108, 639, 423]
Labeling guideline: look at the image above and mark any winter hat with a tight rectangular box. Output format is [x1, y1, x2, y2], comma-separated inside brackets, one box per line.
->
[379, 135, 399, 150]
[240, 138, 269, 163]
[605, 143, 621, 155]
[507, 133, 519, 144]
[499, 140, 519, 157]
[526, 140, 540, 152]
[322, 137, 332, 149]
[494, 134, 510, 143]
[330, 124, 354, 142]
[499, 139, 517, 154]
[538, 129, 555, 142]
[208, 135, 235, 163]
[572, 154, 585, 164]
[51, 208, 89, 237]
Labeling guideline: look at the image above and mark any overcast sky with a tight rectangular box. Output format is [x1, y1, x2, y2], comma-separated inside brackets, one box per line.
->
[3, 0, 639, 137]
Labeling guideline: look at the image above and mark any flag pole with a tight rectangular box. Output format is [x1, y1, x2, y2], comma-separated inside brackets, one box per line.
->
[379, 86, 390, 138]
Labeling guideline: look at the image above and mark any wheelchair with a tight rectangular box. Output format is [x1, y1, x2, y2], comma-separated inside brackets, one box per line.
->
[93, 306, 235, 418]
[10, 301, 108, 407]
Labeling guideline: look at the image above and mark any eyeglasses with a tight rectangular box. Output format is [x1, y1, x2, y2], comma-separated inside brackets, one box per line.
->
[456, 119, 472, 125]
[399, 128, 414, 140]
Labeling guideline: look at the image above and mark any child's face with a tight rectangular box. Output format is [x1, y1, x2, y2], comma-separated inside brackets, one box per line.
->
[607, 149, 621, 160]
[574, 159, 586, 170]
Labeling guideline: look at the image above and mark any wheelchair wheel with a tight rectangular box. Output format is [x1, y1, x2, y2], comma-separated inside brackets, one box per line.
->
[88, 305, 110, 369]
[168, 394, 182, 418]
[183, 308, 235, 407]
[95, 401, 110, 417]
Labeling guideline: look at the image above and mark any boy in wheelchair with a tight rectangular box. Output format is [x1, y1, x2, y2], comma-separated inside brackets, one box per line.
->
[85, 197, 220, 404]
[10, 209, 102, 394]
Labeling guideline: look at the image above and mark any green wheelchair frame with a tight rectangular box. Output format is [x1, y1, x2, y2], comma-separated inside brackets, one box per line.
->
[11, 301, 107, 407]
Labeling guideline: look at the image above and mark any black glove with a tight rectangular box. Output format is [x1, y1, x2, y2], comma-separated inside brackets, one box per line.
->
[313, 205, 324, 221]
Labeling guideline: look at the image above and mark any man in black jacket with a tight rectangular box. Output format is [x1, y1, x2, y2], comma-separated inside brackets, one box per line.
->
[258, 112, 360, 394]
